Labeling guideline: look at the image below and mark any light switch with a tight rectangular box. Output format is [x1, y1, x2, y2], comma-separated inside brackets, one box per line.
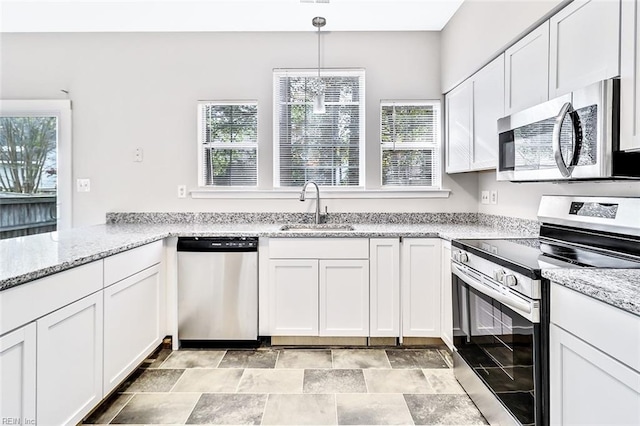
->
[481, 190, 490, 204]
[134, 148, 143, 162]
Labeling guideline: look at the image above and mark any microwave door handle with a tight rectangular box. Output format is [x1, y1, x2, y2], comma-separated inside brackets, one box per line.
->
[553, 102, 581, 177]
[452, 263, 534, 319]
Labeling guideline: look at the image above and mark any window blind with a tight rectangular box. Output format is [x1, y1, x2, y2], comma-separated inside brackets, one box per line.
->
[198, 102, 257, 187]
[274, 69, 365, 187]
[380, 101, 441, 188]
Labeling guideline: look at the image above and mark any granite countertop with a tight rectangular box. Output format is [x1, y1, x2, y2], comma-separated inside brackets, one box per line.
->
[0, 220, 535, 291]
[542, 269, 640, 317]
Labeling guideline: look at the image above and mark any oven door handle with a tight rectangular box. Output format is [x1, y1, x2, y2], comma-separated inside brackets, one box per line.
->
[452, 263, 536, 320]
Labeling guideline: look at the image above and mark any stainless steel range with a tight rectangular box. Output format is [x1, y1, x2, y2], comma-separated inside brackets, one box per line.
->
[451, 195, 640, 426]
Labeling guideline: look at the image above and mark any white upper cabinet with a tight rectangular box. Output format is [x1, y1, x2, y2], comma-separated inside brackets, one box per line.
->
[446, 55, 505, 173]
[472, 54, 504, 170]
[445, 80, 473, 173]
[549, 0, 621, 98]
[621, 0, 640, 151]
[505, 21, 550, 114]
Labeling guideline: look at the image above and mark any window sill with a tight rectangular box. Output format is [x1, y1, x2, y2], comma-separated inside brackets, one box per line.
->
[189, 188, 451, 199]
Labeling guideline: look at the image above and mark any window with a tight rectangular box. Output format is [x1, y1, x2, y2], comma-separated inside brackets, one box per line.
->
[274, 69, 365, 187]
[0, 100, 71, 238]
[198, 101, 258, 187]
[380, 101, 441, 188]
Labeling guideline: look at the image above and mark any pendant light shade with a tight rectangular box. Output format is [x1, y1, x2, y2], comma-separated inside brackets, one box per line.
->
[312, 16, 326, 114]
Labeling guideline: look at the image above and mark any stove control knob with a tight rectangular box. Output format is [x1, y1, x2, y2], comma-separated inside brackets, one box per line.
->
[453, 251, 469, 263]
[493, 269, 506, 282]
[504, 274, 518, 287]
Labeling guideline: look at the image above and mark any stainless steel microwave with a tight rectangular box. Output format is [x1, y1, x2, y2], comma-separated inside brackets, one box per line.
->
[497, 78, 640, 182]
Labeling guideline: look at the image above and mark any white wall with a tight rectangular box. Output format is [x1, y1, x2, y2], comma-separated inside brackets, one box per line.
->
[440, 0, 566, 93]
[0, 31, 478, 226]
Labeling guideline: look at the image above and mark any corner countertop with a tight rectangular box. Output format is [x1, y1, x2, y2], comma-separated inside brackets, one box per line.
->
[0, 221, 535, 291]
[542, 269, 640, 317]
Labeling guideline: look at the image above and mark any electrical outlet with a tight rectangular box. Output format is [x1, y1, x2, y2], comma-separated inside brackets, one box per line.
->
[76, 178, 90, 192]
[490, 190, 498, 205]
[481, 190, 490, 205]
[134, 148, 143, 162]
[177, 185, 187, 198]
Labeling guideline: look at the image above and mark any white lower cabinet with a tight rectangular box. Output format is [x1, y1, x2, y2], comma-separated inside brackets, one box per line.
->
[550, 324, 640, 425]
[401, 238, 441, 337]
[369, 239, 400, 337]
[37, 292, 103, 426]
[440, 240, 453, 350]
[550, 283, 640, 425]
[319, 259, 369, 336]
[104, 264, 162, 395]
[269, 259, 319, 336]
[0, 323, 36, 425]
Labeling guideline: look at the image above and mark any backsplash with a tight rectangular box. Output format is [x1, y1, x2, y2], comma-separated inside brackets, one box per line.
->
[106, 212, 540, 234]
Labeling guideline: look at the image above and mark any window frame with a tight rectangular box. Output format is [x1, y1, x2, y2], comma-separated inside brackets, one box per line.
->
[379, 100, 442, 189]
[0, 99, 72, 230]
[197, 100, 259, 188]
[272, 68, 366, 189]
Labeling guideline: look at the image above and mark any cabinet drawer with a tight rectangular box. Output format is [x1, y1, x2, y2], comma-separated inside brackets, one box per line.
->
[104, 240, 163, 286]
[551, 283, 640, 372]
[0, 261, 103, 336]
[269, 238, 369, 259]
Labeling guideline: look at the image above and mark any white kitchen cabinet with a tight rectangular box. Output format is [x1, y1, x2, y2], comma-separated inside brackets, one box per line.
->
[269, 259, 319, 336]
[103, 264, 162, 395]
[445, 80, 473, 173]
[440, 240, 453, 350]
[37, 292, 103, 426]
[549, 0, 621, 98]
[550, 283, 640, 425]
[319, 260, 369, 337]
[472, 54, 504, 170]
[446, 55, 505, 173]
[504, 21, 550, 114]
[550, 324, 640, 425]
[401, 238, 441, 337]
[266, 238, 370, 337]
[621, 0, 640, 151]
[369, 239, 400, 337]
[0, 323, 36, 425]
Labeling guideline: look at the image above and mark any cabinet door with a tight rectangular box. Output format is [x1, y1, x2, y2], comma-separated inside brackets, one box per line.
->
[0, 323, 36, 425]
[550, 324, 640, 425]
[104, 265, 162, 395]
[401, 238, 441, 337]
[440, 241, 453, 350]
[319, 259, 369, 337]
[37, 292, 103, 426]
[269, 259, 318, 336]
[446, 81, 473, 173]
[549, 0, 621, 97]
[472, 54, 505, 170]
[369, 239, 400, 337]
[505, 21, 550, 114]
[621, 0, 640, 151]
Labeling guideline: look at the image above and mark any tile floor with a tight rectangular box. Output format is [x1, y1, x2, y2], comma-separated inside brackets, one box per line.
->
[83, 347, 487, 426]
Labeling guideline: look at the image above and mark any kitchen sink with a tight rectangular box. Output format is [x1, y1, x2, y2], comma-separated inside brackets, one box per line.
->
[279, 224, 355, 232]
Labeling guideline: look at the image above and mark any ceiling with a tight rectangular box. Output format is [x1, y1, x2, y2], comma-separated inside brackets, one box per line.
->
[0, 0, 465, 33]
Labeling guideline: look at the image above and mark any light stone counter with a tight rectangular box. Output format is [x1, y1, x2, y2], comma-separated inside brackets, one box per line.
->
[1, 217, 538, 291]
[542, 269, 640, 317]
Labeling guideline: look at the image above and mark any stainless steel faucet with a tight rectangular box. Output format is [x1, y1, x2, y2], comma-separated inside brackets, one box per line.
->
[299, 181, 322, 224]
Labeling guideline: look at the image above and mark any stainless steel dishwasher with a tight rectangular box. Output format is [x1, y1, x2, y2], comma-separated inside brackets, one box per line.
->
[177, 236, 258, 342]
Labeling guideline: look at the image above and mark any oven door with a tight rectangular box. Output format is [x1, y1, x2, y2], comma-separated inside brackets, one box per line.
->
[452, 262, 543, 426]
[497, 79, 615, 182]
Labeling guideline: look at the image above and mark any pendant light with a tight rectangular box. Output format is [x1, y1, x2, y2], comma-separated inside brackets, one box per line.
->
[312, 16, 326, 114]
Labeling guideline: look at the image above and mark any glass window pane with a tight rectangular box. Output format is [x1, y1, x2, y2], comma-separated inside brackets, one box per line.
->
[0, 116, 58, 239]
